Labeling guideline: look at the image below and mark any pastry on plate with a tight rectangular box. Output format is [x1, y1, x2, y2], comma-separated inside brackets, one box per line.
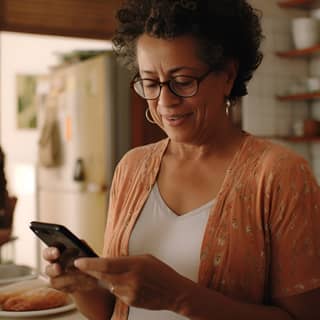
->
[2, 287, 69, 311]
[0, 279, 45, 304]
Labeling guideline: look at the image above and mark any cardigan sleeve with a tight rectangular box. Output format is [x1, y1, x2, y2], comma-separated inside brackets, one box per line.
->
[268, 154, 320, 298]
[102, 161, 122, 257]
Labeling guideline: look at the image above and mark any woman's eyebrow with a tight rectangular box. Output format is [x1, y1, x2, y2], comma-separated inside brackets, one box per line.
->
[140, 66, 197, 76]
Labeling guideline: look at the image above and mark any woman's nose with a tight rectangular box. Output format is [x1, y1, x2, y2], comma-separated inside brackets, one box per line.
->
[157, 84, 181, 107]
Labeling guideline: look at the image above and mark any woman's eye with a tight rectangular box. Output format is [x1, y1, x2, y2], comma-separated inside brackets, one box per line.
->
[143, 80, 158, 88]
[177, 81, 193, 86]
[174, 78, 194, 87]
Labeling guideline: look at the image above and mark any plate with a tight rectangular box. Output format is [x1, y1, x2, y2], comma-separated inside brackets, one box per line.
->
[0, 265, 37, 285]
[0, 300, 76, 318]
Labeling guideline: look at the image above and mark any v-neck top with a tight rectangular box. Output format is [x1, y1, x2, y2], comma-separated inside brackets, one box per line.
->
[129, 182, 214, 280]
[103, 133, 320, 320]
[128, 183, 214, 320]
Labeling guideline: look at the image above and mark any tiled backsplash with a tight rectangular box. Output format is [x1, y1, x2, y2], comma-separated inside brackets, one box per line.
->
[244, 0, 320, 183]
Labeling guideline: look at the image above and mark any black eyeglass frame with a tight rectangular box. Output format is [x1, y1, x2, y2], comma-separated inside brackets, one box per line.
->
[131, 69, 213, 100]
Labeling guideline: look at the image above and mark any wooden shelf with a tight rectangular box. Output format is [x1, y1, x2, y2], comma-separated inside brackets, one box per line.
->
[276, 92, 320, 101]
[264, 135, 320, 142]
[276, 44, 320, 58]
[278, 0, 314, 9]
[283, 136, 320, 142]
[276, 0, 320, 144]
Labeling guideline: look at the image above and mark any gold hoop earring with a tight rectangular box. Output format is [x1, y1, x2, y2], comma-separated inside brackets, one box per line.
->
[145, 108, 156, 124]
[225, 98, 232, 117]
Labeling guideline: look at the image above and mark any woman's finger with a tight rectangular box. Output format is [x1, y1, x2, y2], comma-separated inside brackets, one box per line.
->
[49, 269, 99, 293]
[73, 263, 114, 286]
[42, 247, 60, 261]
[73, 258, 129, 292]
[45, 262, 62, 277]
[74, 256, 132, 274]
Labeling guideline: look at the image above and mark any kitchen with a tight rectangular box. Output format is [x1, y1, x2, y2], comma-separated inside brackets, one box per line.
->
[1, 0, 320, 319]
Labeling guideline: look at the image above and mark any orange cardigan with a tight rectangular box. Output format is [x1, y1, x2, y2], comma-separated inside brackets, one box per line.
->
[103, 134, 320, 319]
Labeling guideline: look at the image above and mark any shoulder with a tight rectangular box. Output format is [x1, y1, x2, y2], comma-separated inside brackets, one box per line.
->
[117, 138, 168, 169]
[244, 135, 309, 173]
[246, 136, 320, 204]
[236, 134, 318, 192]
[112, 138, 168, 184]
[108, 138, 168, 200]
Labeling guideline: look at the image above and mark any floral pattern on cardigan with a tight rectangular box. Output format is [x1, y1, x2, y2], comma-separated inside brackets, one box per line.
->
[103, 134, 320, 319]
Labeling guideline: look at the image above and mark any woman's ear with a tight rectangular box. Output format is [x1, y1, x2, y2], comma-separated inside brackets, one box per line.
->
[224, 59, 239, 94]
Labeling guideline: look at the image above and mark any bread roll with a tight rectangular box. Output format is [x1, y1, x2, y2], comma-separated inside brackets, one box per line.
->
[0, 288, 25, 304]
[0, 279, 46, 304]
[2, 287, 69, 311]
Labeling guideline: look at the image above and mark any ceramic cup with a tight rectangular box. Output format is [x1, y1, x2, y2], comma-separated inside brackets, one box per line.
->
[293, 120, 304, 136]
[311, 8, 320, 20]
[307, 77, 320, 92]
[292, 17, 319, 49]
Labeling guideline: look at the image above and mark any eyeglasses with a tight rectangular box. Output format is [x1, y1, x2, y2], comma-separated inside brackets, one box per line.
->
[131, 69, 212, 100]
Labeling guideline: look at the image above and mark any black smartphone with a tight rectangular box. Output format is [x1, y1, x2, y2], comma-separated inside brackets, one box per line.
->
[30, 221, 98, 258]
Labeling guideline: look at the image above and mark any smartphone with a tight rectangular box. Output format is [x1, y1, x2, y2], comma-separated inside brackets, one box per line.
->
[30, 221, 98, 258]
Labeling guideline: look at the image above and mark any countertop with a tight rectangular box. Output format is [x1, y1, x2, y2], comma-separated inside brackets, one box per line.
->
[1, 309, 87, 320]
[0, 272, 88, 319]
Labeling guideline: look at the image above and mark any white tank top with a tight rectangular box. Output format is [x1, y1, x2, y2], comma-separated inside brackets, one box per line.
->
[127, 183, 215, 320]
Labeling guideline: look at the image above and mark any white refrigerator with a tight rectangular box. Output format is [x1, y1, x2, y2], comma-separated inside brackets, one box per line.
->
[36, 53, 131, 269]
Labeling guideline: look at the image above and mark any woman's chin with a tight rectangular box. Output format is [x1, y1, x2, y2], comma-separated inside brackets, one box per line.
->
[166, 131, 195, 143]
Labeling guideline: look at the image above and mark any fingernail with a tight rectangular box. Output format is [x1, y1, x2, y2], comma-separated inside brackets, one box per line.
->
[74, 259, 82, 268]
[50, 247, 57, 256]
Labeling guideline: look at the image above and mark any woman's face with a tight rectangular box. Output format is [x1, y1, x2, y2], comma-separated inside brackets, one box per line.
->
[136, 34, 236, 144]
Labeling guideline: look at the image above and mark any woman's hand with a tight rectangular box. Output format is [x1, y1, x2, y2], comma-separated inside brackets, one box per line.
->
[74, 254, 194, 312]
[43, 247, 99, 293]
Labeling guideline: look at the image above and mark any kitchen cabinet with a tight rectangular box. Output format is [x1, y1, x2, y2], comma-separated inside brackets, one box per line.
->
[0, 0, 122, 39]
[275, 0, 320, 142]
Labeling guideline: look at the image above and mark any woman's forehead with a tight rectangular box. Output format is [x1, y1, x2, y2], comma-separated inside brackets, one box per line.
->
[136, 34, 204, 71]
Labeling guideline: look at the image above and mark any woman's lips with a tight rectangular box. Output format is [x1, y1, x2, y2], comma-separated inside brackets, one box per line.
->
[162, 112, 193, 126]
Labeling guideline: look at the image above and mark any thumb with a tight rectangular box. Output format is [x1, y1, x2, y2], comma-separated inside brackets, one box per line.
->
[74, 256, 131, 274]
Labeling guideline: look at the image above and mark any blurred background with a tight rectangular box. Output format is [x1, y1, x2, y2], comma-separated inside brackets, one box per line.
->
[1, 0, 320, 272]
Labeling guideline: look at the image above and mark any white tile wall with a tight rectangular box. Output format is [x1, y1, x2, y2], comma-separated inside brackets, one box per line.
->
[311, 100, 320, 119]
[309, 7, 320, 183]
[244, 0, 316, 174]
[309, 58, 320, 77]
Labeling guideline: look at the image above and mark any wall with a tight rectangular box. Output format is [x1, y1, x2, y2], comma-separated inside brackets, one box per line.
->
[244, 0, 318, 180]
[309, 8, 320, 184]
[0, 32, 111, 267]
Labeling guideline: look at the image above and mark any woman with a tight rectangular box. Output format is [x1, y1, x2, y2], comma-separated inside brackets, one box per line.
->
[44, 0, 320, 319]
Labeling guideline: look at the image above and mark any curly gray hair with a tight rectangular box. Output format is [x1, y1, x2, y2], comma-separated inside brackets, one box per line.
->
[112, 0, 264, 102]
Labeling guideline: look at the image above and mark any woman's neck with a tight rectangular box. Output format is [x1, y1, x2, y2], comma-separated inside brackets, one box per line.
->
[166, 126, 246, 161]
